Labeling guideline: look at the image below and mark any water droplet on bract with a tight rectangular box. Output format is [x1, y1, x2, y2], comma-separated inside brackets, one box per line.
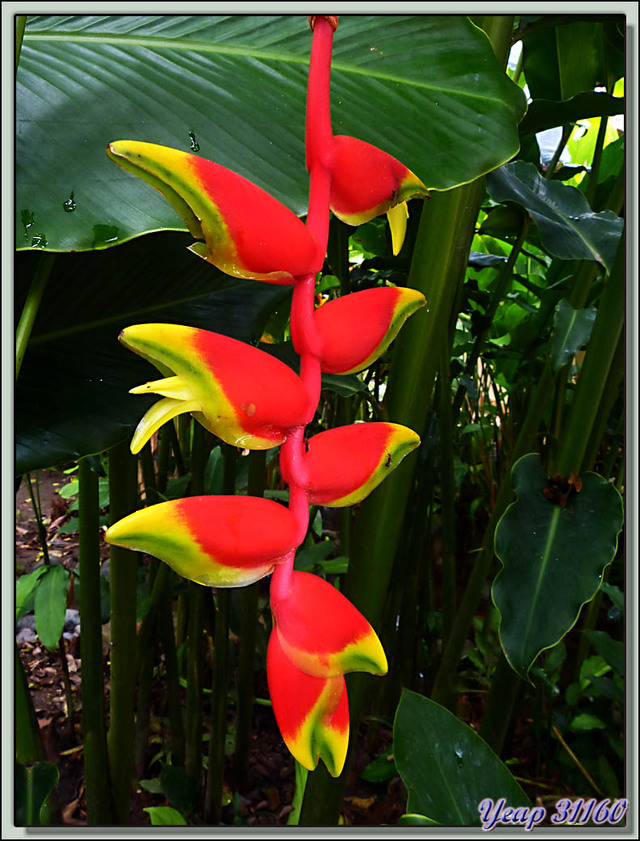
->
[63, 191, 76, 213]
[188, 131, 200, 152]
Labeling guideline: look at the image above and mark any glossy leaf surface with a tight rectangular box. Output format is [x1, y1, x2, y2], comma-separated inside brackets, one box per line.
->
[394, 690, 529, 825]
[492, 455, 624, 679]
[16, 233, 289, 473]
[105, 496, 300, 587]
[315, 287, 426, 374]
[17, 14, 525, 251]
[487, 161, 623, 271]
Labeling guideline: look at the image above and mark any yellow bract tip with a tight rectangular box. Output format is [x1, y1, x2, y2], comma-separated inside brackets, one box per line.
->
[387, 202, 409, 255]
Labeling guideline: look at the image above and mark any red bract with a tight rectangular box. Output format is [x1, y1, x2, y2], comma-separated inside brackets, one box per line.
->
[105, 496, 301, 587]
[283, 422, 420, 507]
[270, 571, 387, 679]
[107, 141, 320, 283]
[267, 628, 349, 776]
[329, 135, 429, 254]
[314, 286, 426, 374]
[120, 323, 312, 451]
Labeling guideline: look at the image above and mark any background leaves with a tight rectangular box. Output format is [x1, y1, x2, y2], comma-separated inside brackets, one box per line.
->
[492, 455, 624, 679]
[394, 690, 529, 825]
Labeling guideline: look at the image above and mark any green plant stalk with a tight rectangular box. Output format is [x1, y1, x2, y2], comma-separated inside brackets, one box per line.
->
[300, 179, 488, 826]
[478, 652, 525, 755]
[158, 574, 185, 767]
[431, 362, 556, 707]
[184, 422, 210, 786]
[25, 472, 49, 565]
[233, 450, 266, 785]
[16, 253, 55, 380]
[204, 440, 236, 817]
[452, 216, 530, 418]
[205, 589, 230, 823]
[584, 114, 610, 207]
[78, 458, 115, 824]
[15, 641, 45, 766]
[555, 238, 624, 477]
[438, 345, 457, 645]
[107, 441, 139, 824]
[582, 335, 624, 473]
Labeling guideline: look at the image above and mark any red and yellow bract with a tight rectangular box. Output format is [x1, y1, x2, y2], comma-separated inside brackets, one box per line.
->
[315, 286, 426, 374]
[267, 629, 349, 776]
[284, 422, 420, 507]
[105, 496, 301, 587]
[270, 571, 387, 679]
[107, 140, 320, 284]
[329, 135, 429, 254]
[120, 323, 312, 452]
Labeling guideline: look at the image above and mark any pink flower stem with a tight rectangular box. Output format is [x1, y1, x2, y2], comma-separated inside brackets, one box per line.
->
[271, 16, 337, 605]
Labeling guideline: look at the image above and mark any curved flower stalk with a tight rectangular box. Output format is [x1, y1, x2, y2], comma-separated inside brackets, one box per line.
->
[314, 286, 426, 374]
[120, 323, 313, 452]
[107, 141, 320, 284]
[105, 496, 301, 587]
[106, 14, 427, 781]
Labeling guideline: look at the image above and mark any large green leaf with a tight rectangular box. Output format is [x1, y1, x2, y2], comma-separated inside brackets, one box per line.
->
[16, 232, 289, 473]
[493, 454, 624, 680]
[394, 689, 529, 826]
[487, 161, 623, 271]
[549, 299, 597, 371]
[16, 14, 525, 252]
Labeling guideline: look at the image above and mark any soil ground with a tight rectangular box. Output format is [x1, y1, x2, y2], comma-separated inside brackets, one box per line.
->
[15, 469, 407, 827]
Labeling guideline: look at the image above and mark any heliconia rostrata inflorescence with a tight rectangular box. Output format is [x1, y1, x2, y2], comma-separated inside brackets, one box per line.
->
[105, 15, 428, 777]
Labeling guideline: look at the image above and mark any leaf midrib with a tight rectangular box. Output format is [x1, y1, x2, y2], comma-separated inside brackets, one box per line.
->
[22, 32, 509, 105]
[519, 505, 562, 661]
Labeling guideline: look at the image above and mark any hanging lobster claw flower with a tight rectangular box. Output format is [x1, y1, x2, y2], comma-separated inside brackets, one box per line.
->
[282, 422, 420, 507]
[107, 141, 320, 283]
[105, 496, 300, 587]
[314, 286, 426, 374]
[329, 135, 428, 255]
[270, 571, 387, 679]
[120, 323, 312, 452]
[267, 628, 349, 776]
